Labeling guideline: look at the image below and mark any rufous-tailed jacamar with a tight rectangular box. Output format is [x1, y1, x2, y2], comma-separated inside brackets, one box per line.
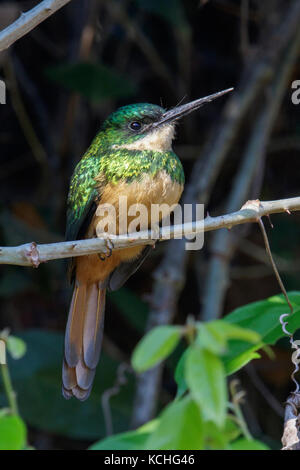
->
[63, 88, 233, 400]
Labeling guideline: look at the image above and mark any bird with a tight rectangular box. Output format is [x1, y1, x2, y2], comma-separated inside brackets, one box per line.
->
[62, 88, 233, 400]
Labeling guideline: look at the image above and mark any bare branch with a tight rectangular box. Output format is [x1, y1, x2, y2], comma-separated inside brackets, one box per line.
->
[0, 0, 72, 52]
[0, 197, 300, 267]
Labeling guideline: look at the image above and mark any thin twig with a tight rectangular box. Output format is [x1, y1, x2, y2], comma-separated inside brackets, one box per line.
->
[257, 219, 293, 313]
[229, 379, 252, 440]
[0, 0, 73, 52]
[245, 364, 284, 418]
[256, 217, 300, 448]
[0, 348, 19, 416]
[258, 218, 300, 392]
[101, 363, 132, 436]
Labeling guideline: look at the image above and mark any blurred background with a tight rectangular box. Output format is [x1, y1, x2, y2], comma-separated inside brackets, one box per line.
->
[0, 0, 300, 450]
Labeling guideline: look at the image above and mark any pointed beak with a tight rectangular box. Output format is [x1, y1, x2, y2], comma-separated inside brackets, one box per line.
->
[154, 87, 234, 127]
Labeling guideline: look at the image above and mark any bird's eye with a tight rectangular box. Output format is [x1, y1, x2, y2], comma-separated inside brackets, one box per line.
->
[129, 121, 141, 131]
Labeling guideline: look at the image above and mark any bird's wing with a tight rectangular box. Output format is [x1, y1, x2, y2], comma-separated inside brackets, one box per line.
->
[66, 156, 102, 242]
[107, 245, 153, 291]
[66, 156, 103, 282]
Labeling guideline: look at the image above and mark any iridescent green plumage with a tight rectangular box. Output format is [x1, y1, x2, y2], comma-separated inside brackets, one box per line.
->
[66, 103, 185, 242]
[63, 91, 231, 401]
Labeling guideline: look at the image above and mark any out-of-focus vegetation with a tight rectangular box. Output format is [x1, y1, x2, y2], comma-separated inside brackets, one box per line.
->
[0, 0, 300, 449]
[78, 292, 300, 449]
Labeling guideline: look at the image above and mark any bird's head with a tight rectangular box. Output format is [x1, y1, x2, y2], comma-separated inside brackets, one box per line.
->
[100, 88, 233, 151]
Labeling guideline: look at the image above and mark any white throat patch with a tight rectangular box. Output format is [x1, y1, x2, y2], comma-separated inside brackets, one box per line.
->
[113, 124, 175, 152]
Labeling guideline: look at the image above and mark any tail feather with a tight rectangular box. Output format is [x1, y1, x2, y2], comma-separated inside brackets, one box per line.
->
[65, 282, 86, 367]
[62, 359, 77, 389]
[83, 283, 105, 369]
[62, 281, 106, 401]
[73, 386, 91, 401]
[76, 358, 96, 390]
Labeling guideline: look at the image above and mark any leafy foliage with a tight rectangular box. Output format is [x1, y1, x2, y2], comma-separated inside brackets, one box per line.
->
[132, 325, 182, 372]
[90, 420, 158, 450]
[6, 336, 27, 360]
[146, 396, 204, 450]
[0, 414, 27, 450]
[185, 347, 227, 427]
[223, 291, 300, 374]
[2, 292, 299, 449]
[92, 292, 300, 450]
[0, 331, 28, 450]
[228, 438, 269, 450]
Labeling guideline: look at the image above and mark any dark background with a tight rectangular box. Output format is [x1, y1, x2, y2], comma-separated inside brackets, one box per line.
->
[0, 0, 299, 449]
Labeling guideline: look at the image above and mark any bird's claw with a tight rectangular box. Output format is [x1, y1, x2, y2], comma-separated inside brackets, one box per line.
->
[98, 237, 114, 261]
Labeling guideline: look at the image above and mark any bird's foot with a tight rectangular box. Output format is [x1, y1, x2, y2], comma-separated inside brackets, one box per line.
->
[98, 237, 115, 261]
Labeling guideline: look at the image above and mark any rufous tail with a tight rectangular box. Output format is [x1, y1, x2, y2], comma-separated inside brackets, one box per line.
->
[62, 281, 106, 400]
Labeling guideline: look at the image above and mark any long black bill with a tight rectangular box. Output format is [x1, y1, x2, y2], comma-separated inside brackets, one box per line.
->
[155, 87, 233, 127]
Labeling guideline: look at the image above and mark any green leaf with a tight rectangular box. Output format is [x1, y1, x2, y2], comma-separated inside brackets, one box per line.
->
[146, 395, 204, 450]
[223, 415, 242, 442]
[195, 320, 260, 359]
[225, 292, 300, 343]
[228, 438, 269, 450]
[45, 63, 136, 102]
[222, 292, 300, 374]
[224, 349, 261, 375]
[6, 336, 27, 360]
[185, 346, 227, 427]
[90, 430, 150, 450]
[211, 321, 260, 344]
[0, 415, 27, 450]
[196, 323, 227, 354]
[90, 420, 158, 450]
[204, 416, 241, 449]
[132, 326, 182, 372]
[174, 348, 189, 398]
